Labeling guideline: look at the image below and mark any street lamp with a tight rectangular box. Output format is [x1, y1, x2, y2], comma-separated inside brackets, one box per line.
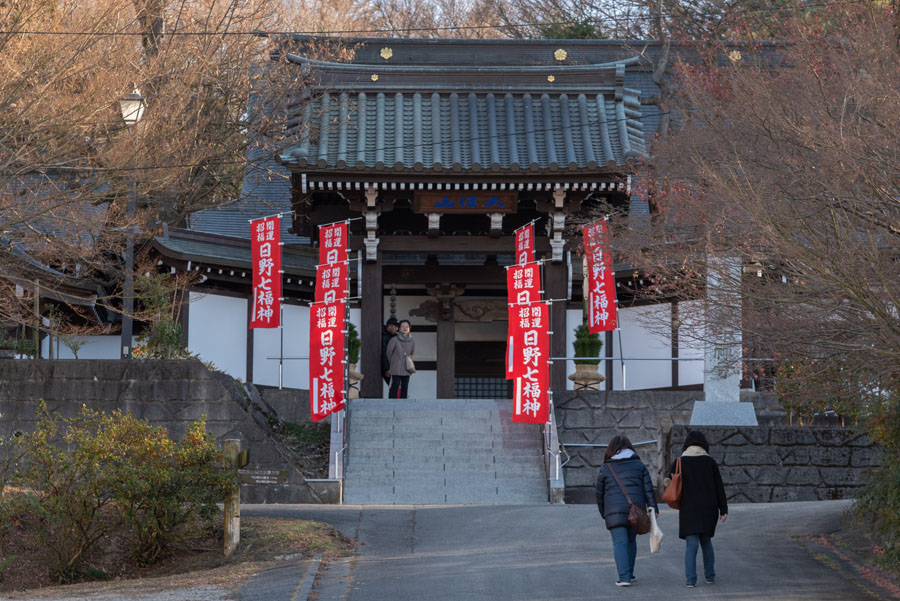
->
[119, 88, 145, 359]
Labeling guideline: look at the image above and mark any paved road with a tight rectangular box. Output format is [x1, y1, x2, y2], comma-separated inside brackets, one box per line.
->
[245, 499, 875, 601]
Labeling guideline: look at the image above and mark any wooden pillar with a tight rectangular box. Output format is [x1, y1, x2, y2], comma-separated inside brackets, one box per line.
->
[546, 261, 567, 391]
[436, 298, 455, 399]
[360, 250, 383, 398]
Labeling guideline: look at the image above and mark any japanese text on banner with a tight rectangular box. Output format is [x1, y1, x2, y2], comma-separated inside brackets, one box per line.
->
[309, 302, 346, 422]
[505, 263, 542, 379]
[249, 216, 281, 329]
[314, 262, 349, 304]
[318, 222, 348, 266]
[512, 301, 550, 424]
[583, 221, 618, 333]
[515, 224, 534, 266]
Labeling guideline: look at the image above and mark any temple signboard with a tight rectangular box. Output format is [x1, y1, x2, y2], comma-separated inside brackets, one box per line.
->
[413, 191, 517, 214]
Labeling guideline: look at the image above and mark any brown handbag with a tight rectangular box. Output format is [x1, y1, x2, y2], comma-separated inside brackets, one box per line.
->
[606, 463, 652, 535]
[663, 457, 682, 509]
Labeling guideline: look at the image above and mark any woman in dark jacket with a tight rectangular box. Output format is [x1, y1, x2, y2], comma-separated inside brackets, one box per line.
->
[595, 434, 659, 587]
[668, 430, 728, 587]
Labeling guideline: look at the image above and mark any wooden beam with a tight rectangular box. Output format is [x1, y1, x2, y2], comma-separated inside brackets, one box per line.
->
[436, 299, 455, 399]
[383, 265, 507, 286]
[545, 260, 568, 391]
[351, 235, 552, 254]
[360, 251, 384, 398]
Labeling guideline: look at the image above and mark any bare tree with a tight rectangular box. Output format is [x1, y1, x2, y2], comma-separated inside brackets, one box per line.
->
[614, 3, 900, 417]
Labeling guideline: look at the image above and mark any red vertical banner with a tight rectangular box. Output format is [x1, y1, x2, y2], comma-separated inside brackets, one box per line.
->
[314, 262, 349, 304]
[583, 221, 618, 333]
[515, 223, 534, 265]
[318, 222, 348, 266]
[505, 263, 542, 379]
[512, 301, 550, 423]
[250, 216, 281, 329]
[309, 301, 346, 422]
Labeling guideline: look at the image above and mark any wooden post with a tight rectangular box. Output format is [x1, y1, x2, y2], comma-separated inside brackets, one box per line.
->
[360, 250, 383, 398]
[223, 439, 241, 557]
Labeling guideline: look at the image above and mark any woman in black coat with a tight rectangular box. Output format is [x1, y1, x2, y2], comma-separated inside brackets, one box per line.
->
[595, 435, 659, 587]
[668, 430, 728, 587]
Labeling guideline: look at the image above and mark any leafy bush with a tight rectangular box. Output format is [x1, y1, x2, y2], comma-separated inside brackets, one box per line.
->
[106, 419, 235, 565]
[13, 404, 121, 582]
[347, 322, 360, 364]
[10, 404, 235, 579]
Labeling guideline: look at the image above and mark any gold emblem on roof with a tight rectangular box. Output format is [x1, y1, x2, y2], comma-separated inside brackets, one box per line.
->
[380, 47, 393, 60]
[547, 75, 556, 82]
[554, 49, 567, 61]
[727, 50, 742, 64]
[371, 73, 379, 81]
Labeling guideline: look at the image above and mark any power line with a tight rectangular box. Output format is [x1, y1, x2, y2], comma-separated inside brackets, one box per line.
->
[0, 0, 868, 37]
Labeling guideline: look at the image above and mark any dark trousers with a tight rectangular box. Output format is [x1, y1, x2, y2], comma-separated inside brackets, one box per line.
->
[389, 375, 410, 398]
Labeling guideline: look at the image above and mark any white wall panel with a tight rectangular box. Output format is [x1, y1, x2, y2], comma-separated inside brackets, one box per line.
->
[613, 304, 672, 391]
[187, 292, 247, 381]
[43, 335, 120, 359]
[677, 300, 705, 387]
[253, 303, 309, 389]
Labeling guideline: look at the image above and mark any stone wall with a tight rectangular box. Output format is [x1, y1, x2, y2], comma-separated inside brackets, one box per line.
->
[0, 360, 336, 504]
[554, 390, 699, 503]
[663, 425, 882, 503]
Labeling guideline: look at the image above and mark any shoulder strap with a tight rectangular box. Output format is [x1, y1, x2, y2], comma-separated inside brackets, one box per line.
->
[606, 462, 635, 506]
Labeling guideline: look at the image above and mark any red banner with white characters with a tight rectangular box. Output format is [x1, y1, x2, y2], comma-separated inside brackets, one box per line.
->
[309, 301, 346, 422]
[505, 263, 542, 379]
[583, 221, 618, 333]
[318, 222, 348, 266]
[314, 261, 348, 304]
[515, 223, 534, 265]
[512, 301, 550, 423]
[250, 216, 281, 329]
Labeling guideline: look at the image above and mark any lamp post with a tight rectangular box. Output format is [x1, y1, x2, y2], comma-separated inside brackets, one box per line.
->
[118, 89, 145, 359]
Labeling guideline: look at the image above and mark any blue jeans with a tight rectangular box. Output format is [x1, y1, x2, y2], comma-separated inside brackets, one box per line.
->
[685, 534, 715, 585]
[610, 527, 637, 583]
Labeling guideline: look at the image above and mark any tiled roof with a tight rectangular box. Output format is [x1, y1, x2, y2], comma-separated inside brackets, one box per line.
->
[278, 56, 646, 175]
[151, 230, 317, 275]
[189, 150, 310, 244]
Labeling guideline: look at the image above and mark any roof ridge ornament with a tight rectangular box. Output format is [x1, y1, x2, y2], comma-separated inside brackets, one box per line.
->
[381, 47, 393, 60]
[554, 49, 568, 61]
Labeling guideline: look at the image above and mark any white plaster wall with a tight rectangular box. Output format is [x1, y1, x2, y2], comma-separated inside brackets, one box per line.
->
[253, 303, 310, 389]
[187, 292, 247, 381]
[613, 304, 672, 391]
[43, 335, 120, 359]
[677, 300, 705, 387]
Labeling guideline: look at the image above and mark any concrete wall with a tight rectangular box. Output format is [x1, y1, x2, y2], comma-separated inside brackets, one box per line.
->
[0, 359, 334, 503]
[664, 425, 882, 503]
[554, 390, 699, 503]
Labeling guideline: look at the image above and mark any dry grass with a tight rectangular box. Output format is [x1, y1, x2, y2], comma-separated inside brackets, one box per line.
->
[0, 514, 356, 597]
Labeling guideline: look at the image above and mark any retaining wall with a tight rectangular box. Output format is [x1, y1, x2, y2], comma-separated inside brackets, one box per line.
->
[0, 359, 335, 503]
[663, 425, 881, 503]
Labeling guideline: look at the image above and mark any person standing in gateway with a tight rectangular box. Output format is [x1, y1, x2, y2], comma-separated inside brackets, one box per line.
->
[381, 317, 399, 393]
[385, 319, 415, 398]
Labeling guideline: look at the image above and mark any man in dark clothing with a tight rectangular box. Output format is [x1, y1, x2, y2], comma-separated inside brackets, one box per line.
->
[381, 317, 400, 389]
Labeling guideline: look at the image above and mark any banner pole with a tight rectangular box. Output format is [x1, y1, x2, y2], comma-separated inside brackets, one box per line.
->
[279, 302, 284, 390]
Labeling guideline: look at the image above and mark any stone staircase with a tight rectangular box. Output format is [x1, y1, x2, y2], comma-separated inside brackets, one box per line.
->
[343, 398, 549, 505]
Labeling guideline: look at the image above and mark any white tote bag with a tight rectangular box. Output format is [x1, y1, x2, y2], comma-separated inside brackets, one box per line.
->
[649, 508, 663, 554]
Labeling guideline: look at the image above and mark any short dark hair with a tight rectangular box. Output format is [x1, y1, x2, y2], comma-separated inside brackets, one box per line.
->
[604, 434, 635, 462]
[683, 430, 710, 452]
[386, 317, 400, 327]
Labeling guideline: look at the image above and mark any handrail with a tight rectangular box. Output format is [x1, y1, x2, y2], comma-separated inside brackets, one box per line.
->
[544, 396, 565, 504]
